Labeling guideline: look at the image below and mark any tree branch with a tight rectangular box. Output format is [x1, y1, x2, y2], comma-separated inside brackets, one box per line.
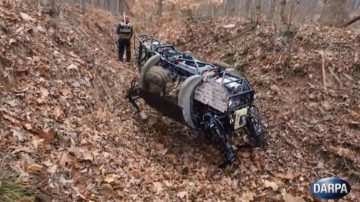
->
[343, 15, 360, 27]
[123, 0, 134, 17]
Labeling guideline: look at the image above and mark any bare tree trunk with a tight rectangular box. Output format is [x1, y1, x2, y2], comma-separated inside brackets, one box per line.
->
[321, 0, 350, 26]
[115, 0, 121, 14]
[255, 0, 262, 22]
[227, 0, 236, 16]
[280, 0, 287, 24]
[105, 0, 110, 10]
[319, 0, 329, 22]
[81, 0, 86, 14]
[123, 0, 134, 17]
[209, 0, 215, 17]
[268, 0, 277, 21]
[157, 0, 163, 16]
[244, 0, 251, 20]
[298, 0, 313, 22]
[288, 0, 299, 25]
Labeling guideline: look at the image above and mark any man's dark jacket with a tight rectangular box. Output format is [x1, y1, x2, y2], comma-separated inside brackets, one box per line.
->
[116, 23, 133, 39]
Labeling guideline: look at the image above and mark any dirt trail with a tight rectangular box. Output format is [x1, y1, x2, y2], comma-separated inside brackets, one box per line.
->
[0, 1, 359, 201]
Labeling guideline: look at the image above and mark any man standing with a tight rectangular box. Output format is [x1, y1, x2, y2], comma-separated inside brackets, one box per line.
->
[116, 16, 133, 62]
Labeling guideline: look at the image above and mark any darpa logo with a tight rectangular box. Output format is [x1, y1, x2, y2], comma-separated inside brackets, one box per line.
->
[310, 177, 351, 199]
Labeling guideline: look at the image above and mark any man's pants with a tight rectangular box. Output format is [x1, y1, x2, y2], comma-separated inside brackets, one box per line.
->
[118, 38, 131, 62]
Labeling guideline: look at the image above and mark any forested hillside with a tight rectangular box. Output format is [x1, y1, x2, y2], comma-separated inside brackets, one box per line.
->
[0, 0, 359, 201]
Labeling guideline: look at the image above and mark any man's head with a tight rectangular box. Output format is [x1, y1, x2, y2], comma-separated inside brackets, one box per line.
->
[124, 16, 129, 24]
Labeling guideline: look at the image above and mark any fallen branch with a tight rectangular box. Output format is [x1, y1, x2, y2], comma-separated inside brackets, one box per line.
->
[222, 24, 256, 43]
[343, 72, 354, 81]
[316, 50, 327, 91]
[93, 72, 114, 111]
[343, 16, 360, 27]
[328, 66, 342, 88]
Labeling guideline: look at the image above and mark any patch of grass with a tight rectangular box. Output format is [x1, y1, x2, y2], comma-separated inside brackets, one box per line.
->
[239, 45, 252, 56]
[349, 171, 360, 185]
[234, 62, 249, 75]
[353, 62, 360, 77]
[222, 52, 236, 65]
[281, 64, 308, 78]
[0, 171, 33, 202]
[279, 26, 297, 38]
[315, 148, 360, 185]
[299, 38, 311, 49]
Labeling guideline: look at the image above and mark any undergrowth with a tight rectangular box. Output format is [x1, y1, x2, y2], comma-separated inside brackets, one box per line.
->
[0, 171, 33, 202]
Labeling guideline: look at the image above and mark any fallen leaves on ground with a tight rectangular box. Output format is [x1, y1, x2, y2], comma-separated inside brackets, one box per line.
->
[0, 0, 359, 201]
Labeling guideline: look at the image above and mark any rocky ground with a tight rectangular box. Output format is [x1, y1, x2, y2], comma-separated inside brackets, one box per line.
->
[0, 1, 359, 201]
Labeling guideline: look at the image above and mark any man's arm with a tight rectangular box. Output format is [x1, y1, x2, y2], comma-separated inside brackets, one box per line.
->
[116, 24, 121, 35]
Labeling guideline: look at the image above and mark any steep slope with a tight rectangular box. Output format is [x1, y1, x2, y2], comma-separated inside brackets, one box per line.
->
[153, 18, 360, 200]
[0, 1, 138, 201]
[1, 1, 359, 202]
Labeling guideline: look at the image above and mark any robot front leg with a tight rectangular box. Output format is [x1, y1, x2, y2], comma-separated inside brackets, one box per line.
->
[203, 114, 236, 167]
[245, 106, 268, 147]
[126, 79, 141, 113]
[126, 79, 149, 120]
